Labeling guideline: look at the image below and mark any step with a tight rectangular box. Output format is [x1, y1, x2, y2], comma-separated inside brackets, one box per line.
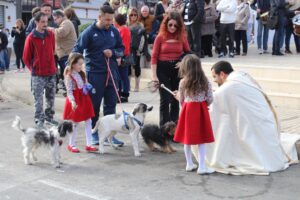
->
[141, 64, 300, 83]
[137, 73, 300, 109]
[141, 68, 300, 95]
[202, 62, 300, 81]
[205, 75, 300, 95]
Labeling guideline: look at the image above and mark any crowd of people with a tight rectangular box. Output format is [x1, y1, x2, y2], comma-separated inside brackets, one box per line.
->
[2, 0, 300, 175]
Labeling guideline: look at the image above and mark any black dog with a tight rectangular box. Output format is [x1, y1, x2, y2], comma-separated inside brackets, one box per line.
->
[141, 121, 177, 153]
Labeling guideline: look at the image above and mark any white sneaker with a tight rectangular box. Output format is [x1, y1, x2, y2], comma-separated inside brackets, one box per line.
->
[197, 167, 215, 175]
[186, 164, 198, 172]
[258, 49, 263, 54]
[263, 50, 269, 54]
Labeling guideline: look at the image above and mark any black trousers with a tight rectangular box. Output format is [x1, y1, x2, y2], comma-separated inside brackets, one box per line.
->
[201, 35, 213, 56]
[157, 60, 180, 126]
[13, 43, 25, 69]
[128, 54, 141, 77]
[220, 23, 235, 54]
[235, 30, 248, 54]
[187, 22, 202, 57]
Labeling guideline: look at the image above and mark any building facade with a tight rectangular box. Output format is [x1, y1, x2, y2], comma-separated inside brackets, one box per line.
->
[0, 0, 17, 30]
[16, 0, 67, 27]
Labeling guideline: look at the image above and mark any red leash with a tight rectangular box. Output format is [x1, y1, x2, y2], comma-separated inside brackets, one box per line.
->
[105, 58, 124, 111]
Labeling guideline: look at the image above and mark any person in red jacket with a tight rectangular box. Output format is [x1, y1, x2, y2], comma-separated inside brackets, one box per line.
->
[23, 12, 58, 128]
[114, 13, 131, 102]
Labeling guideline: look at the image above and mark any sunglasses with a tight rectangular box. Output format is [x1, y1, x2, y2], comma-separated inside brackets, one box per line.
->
[168, 23, 178, 28]
[130, 14, 137, 17]
[114, 2, 120, 5]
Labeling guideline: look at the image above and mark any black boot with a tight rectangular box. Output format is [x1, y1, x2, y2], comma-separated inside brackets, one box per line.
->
[120, 92, 129, 103]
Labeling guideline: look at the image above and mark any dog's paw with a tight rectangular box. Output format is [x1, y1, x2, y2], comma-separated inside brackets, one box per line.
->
[99, 149, 105, 154]
[112, 145, 119, 150]
[54, 164, 61, 168]
[134, 152, 142, 157]
[24, 160, 32, 165]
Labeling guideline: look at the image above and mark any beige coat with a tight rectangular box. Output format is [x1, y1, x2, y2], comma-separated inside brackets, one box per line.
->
[54, 18, 77, 59]
[202, 4, 219, 36]
[235, 3, 250, 30]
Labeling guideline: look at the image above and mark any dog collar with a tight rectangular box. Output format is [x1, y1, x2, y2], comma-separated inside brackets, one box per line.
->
[123, 111, 144, 130]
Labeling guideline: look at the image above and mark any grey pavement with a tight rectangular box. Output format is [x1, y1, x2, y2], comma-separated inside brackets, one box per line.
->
[0, 94, 300, 200]
[1, 48, 300, 199]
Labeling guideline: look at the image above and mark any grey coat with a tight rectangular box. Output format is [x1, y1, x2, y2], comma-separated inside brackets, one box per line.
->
[202, 4, 219, 36]
[235, 3, 250, 30]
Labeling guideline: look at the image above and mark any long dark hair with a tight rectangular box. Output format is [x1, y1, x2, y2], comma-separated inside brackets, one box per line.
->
[179, 54, 209, 97]
[64, 53, 86, 83]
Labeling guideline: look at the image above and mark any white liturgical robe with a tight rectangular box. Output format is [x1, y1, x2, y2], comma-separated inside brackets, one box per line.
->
[193, 71, 300, 175]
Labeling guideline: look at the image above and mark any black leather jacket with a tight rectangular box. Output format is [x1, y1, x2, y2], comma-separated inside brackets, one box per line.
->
[187, 0, 205, 23]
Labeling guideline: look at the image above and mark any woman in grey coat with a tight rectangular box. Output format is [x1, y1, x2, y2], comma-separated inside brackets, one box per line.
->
[235, 0, 250, 55]
[201, 0, 219, 57]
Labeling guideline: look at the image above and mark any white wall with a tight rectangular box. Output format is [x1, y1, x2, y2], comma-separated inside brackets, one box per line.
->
[74, 8, 98, 23]
[0, 2, 16, 31]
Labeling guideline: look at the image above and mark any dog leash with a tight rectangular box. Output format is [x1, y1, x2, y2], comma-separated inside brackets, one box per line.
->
[105, 58, 124, 112]
[105, 58, 144, 129]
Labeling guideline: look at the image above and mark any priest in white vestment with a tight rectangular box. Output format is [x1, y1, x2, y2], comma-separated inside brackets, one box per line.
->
[192, 61, 300, 175]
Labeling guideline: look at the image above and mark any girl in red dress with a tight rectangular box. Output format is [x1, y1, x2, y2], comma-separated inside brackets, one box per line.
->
[63, 53, 97, 153]
[174, 54, 215, 175]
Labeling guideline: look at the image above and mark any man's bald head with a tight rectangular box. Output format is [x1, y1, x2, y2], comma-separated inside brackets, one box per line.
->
[141, 5, 149, 17]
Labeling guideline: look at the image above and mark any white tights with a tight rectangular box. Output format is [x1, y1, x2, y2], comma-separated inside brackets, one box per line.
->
[184, 144, 206, 170]
[69, 118, 92, 147]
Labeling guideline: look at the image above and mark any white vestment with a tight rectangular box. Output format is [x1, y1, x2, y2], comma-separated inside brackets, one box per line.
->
[193, 71, 300, 175]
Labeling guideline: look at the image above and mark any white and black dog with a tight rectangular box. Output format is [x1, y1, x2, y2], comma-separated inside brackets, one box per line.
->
[12, 116, 73, 168]
[92, 103, 153, 157]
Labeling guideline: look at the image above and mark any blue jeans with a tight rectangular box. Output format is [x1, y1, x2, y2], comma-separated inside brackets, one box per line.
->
[0, 49, 6, 71]
[118, 64, 130, 94]
[87, 72, 119, 142]
[257, 19, 269, 50]
[273, 16, 286, 53]
[285, 22, 300, 52]
[58, 56, 68, 80]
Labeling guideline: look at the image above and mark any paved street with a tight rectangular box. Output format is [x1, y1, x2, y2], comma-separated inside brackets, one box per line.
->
[1, 90, 300, 200]
[1, 49, 300, 199]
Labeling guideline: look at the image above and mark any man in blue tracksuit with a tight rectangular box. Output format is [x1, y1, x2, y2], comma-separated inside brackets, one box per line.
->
[73, 5, 125, 145]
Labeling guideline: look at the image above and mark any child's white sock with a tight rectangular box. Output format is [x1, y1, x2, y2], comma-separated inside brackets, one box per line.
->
[85, 119, 92, 146]
[69, 122, 78, 147]
[184, 145, 194, 167]
[198, 144, 206, 170]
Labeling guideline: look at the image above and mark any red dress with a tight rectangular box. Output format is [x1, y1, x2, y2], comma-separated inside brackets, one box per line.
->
[63, 76, 95, 122]
[174, 101, 214, 145]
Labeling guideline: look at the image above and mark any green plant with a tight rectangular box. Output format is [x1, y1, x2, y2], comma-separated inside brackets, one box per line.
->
[79, 22, 92, 34]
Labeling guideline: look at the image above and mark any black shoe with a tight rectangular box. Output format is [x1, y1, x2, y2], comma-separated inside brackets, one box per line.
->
[121, 97, 128, 103]
[285, 49, 292, 54]
[273, 52, 284, 56]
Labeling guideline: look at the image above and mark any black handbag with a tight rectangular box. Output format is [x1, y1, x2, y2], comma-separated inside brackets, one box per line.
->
[120, 53, 135, 67]
[267, 9, 278, 30]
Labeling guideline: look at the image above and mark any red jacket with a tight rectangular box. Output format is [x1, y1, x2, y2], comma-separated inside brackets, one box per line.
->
[117, 26, 131, 56]
[23, 29, 57, 76]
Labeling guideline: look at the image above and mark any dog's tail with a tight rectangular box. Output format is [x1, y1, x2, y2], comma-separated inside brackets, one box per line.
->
[91, 118, 101, 134]
[12, 116, 25, 133]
